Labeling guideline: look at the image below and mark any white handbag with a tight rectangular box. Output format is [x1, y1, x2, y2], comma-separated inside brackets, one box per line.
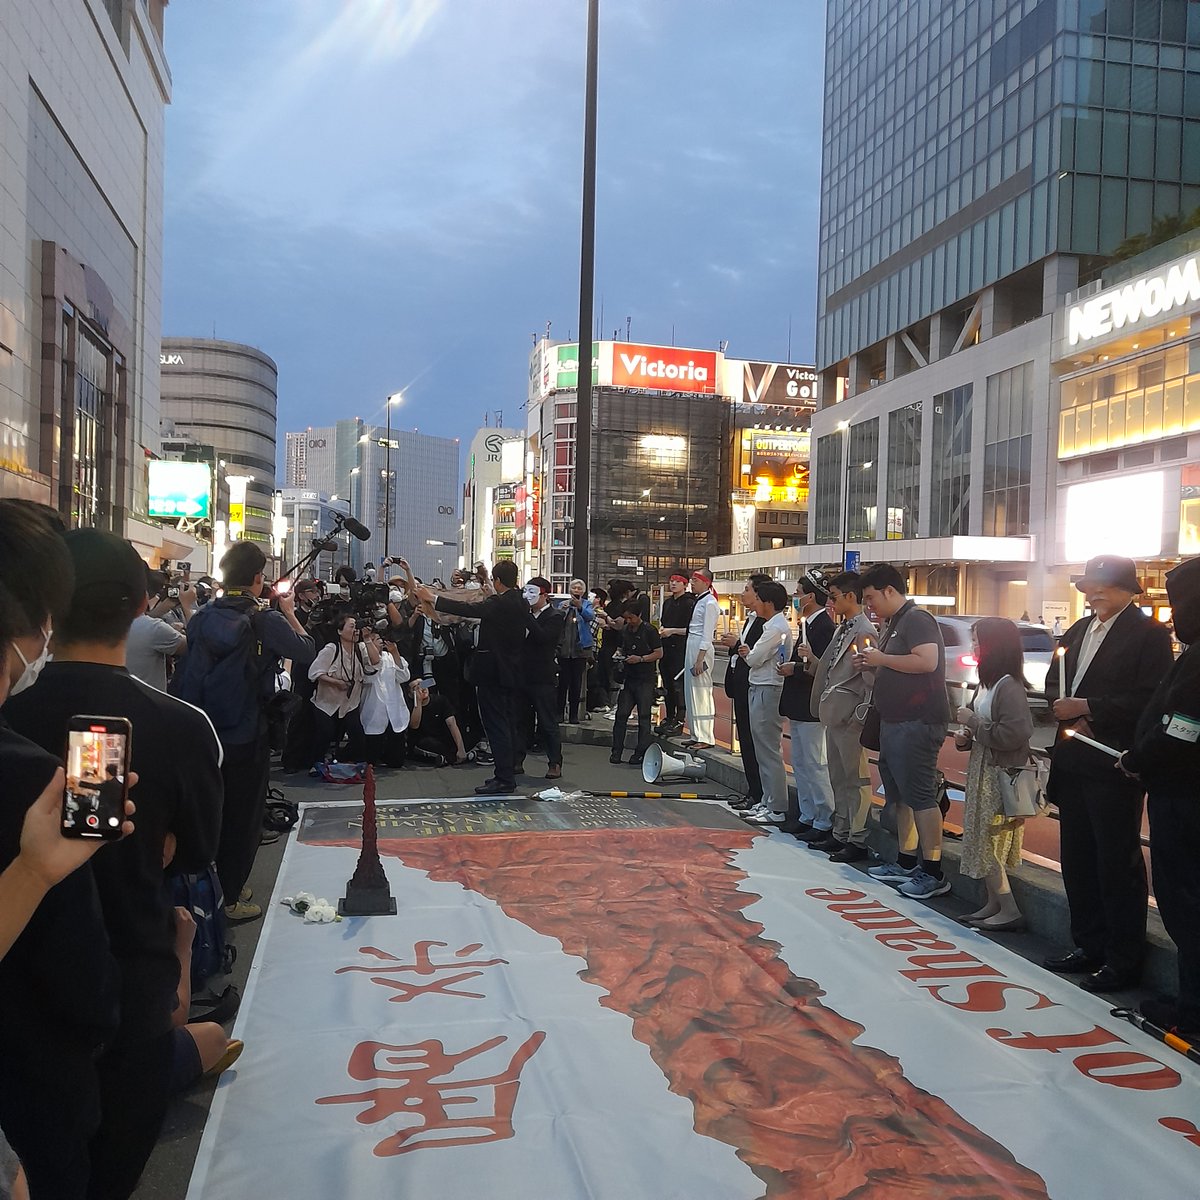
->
[995, 751, 1050, 819]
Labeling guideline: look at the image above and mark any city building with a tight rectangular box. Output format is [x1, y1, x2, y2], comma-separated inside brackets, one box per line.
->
[714, 0, 1200, 621]
[286, 419, 460, 581]
[1053, 233, 1200, 624]
[160, 338, 279, 550]
[463, 426, 523, 571]
[525, 339, 736, 593]
[0, 0, 175, 558]
[275, 488, 352, 580]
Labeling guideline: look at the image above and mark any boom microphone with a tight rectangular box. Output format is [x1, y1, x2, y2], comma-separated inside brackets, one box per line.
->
[340, 515, 372, 541]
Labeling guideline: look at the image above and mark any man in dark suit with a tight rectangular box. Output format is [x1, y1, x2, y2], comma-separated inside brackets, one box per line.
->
[719, 574, 769, 810]
[515, 577, 566, 780]
[416, 561, 527, 795]
[1043, 555, 1175, 993]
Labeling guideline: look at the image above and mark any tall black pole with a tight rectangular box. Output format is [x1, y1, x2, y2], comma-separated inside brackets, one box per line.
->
[573, 0, 599, 584]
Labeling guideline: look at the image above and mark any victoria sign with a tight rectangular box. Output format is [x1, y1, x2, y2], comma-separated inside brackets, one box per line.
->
[611, 343, 717, 394]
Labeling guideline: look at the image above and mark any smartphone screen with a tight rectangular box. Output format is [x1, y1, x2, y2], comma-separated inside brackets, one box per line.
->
[63, 716, 132, 839]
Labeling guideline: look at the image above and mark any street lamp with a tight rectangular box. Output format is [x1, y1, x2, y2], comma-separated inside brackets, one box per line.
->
[837, 421, 851, 571]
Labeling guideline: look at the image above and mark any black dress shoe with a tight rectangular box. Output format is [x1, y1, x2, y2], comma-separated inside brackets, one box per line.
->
[512, 761, 526, 775]
[809, 835, 843, 853]
[1079, 965, 1139, 993]
[791, 822, 816, 839]
[628, 756, 644, 766]
[1042, 949, 1103, 974]
[799, 827, 833, 844]
[475, 779, 517, 795]
[609, 753, 623, 764]
[829, 844, 869, 863]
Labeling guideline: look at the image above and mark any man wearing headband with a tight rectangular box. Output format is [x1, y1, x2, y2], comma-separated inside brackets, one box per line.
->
[684, 569, 719, 749]
[656, 570, 695, 736]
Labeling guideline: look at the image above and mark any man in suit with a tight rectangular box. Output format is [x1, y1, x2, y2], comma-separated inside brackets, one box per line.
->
[806, 571, 878, 862]
[1043, 555, 1175, 993]
[719, 574, 769, 810]
[515, 577, 566, 780]
[415, 560, 528, 795]
[656, 570, 696, 736]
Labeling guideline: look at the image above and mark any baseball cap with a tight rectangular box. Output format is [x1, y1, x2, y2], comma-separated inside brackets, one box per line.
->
[63, 529, 145, 604]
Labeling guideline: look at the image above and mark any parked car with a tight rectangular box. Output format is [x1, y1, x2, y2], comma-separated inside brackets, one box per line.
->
[936, 614, 1055, 712]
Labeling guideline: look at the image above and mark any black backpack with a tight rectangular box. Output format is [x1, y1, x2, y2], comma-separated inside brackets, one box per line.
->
[170, 602, 263, 739]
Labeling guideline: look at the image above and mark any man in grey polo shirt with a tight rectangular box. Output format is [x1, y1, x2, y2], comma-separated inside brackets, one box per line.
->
[126, 566, 194, 691]
[854, 563, 950, 900]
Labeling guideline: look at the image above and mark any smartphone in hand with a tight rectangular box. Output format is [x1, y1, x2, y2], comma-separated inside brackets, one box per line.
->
[62, 716, 132, 839]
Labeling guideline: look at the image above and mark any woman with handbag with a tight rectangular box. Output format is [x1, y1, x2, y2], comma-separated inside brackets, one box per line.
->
[954, 617, 1035, 932]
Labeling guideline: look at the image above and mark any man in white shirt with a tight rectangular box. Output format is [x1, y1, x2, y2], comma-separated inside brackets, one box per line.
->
[684, 569, 719, 749]
[740, 579, 794, 825]
[126, 567, 194, 691]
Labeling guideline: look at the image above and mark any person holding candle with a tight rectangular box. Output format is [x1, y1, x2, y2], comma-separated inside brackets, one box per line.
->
[1042, 555, 1174, 993]
[683, 569, 720, 750]
[954, 618, 1035, 931]
[776, 571, 836, 839]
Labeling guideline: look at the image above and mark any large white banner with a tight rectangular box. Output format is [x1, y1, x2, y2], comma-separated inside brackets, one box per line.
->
[187, 799, 1200, 1200]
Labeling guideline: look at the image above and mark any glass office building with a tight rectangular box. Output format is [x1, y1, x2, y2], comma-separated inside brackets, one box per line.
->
[819, 0, 1200, 379]
[746, 0, 1200, 620]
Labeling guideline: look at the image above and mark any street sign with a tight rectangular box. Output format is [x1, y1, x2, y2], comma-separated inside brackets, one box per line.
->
[844, 551, 860, 572]
[148, 461, 211, 520]
[617, 557, 638, 568]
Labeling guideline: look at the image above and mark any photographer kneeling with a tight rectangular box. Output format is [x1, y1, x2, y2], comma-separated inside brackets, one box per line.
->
[407, 679, 469, 767]
[308, 614, 379, 762]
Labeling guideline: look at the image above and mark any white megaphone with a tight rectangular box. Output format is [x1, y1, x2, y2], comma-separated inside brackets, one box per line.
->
[642, 743, 707, 785]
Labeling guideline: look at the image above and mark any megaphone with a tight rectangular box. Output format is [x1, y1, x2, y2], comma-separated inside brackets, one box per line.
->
[642, 744, 707, 784]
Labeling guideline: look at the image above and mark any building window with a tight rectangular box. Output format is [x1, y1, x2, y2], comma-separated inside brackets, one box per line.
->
[812, 432, 843, 543]
[847, 418, 879, 540]
[886, 403, 922, 539]
[984, 363, 1034, 537]
[930, 384, 973, 537]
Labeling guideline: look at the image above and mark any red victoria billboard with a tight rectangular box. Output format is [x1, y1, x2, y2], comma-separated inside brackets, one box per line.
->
[611, 342, 717, 395]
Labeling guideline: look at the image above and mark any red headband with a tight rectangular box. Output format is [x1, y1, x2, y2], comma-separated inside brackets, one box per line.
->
[669, 572, 689, 582]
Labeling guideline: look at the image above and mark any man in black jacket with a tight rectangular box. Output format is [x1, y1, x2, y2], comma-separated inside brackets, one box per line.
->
[6, 529, 223, 1200]
[609, 607, 663, 766]
[1121, 556, 1200, 1035]
[719, 574, 769, 808]
[656, 570, 695, 735]
[416, 561, 527, 794]
[1043, 556, 1175, 993]
[514, 577, 566, 780]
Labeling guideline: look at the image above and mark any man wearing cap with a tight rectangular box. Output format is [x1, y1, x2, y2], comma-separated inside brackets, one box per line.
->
[656, 570, 696, 736]
[515, 577, 565, 780]
[4, 529, 223, 1199]
[1043, 555, 1174, 993]
[684, 568, 720, 749]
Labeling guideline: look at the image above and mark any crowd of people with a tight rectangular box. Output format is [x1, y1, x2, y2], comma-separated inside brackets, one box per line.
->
[1, 488, 1199, 1197]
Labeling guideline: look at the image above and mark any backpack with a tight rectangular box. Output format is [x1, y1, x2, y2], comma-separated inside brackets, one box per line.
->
[169, 865, 236, 991]
[170, 602, 264, 739]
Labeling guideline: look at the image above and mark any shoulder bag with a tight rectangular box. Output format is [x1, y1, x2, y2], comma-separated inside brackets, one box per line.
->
[994, 749, 1051, 819]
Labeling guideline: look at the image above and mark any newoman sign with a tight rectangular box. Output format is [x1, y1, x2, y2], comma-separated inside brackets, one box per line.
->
[1067, 254, 1200, 346]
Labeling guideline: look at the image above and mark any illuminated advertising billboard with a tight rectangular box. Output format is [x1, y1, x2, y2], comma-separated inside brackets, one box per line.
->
[147, 460, 212, 520]
[611, 342, 717, 394]
[1064, 472, 1164, 561]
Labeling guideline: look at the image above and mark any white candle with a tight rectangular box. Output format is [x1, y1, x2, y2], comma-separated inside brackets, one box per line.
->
[800, 613, 809, 663]
[1065, 728, 1121, 759]
[1057, 646, 1066, 698]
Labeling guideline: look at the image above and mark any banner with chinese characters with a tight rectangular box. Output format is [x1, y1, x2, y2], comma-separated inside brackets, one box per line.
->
[186, 798, 1200, 1200]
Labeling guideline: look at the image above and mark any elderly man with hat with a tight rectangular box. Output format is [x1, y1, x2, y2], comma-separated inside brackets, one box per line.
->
[1042, 555, 1175, 993]
[683, 568, 720, 749]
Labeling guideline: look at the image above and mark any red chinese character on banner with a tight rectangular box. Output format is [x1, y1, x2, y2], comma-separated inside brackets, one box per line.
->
[316, 1032, 547, 1155]
[335, 941, 508, 1002]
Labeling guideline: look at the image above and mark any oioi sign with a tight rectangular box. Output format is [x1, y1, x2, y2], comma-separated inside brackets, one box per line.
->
[1067, 253, 1200, 346]
[148, 460, 212, 520]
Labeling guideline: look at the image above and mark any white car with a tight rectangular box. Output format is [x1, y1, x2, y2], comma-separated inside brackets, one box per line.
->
[936, 615, 1055, 711]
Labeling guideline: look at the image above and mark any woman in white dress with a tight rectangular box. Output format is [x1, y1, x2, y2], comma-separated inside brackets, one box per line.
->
[684, 569, 719, 749]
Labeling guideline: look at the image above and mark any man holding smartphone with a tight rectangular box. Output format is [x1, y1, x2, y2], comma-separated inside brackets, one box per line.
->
[5, 529, 223, 1199]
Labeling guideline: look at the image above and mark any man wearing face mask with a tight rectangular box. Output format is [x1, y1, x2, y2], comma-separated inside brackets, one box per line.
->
[514, 578, 565, 780]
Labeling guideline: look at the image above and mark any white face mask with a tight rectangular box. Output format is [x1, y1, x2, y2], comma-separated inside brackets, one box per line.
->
[522, 585, 541, 605]
[12, 625, 52, 697]
[389, 588, 403, 604]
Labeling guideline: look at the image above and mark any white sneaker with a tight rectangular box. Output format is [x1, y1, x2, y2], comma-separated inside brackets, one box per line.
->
[742, 804, 782, 825]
